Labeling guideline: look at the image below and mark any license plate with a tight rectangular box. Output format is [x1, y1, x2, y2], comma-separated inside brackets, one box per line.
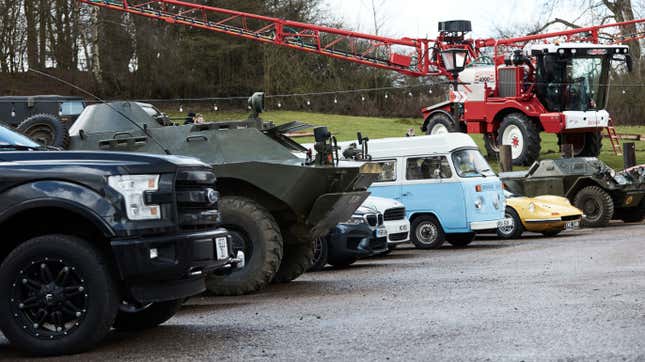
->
[375, 227, 387, 238]
[497, 218, 513, 228]
[565, 220, 580, 230]
[215, 237, 229, 260]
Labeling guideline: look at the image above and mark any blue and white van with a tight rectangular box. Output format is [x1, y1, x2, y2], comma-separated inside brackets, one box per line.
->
[340, 133, 509, 249]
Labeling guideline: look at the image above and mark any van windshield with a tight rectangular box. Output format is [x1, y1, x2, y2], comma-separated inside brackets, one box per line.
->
[451, 149, 495, 178]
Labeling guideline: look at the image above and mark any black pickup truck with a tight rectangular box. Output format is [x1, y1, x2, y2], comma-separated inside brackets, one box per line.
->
[0, 124, 238, 356]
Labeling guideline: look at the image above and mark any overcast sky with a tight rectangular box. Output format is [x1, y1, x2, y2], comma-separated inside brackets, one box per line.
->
[320, 0, 587, 39]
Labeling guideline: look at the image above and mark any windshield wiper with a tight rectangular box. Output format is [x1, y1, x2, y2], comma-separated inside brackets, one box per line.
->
[0, 144, 45, 151]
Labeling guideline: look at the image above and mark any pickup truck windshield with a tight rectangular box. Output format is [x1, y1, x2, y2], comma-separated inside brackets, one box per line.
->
[0, 124, 42, 150]
[452, 149, 495, 178]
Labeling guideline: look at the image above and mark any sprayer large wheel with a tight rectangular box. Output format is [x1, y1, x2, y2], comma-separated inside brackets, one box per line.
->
[497, 113, 541, 166]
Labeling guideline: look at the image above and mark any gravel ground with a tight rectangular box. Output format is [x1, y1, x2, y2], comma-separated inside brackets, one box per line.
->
[2, 222, 644, 361]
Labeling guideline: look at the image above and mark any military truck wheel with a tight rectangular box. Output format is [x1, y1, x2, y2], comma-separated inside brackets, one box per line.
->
[446, 233, 476, 247]
[425, 113, 458, 135]
[206, 196, 283, 296]
[558, 132, 602, 157]
[574, 186, 614, 228]
[308, 236, 329, 272]
[112, 300, 183, 331]
[16, 114, 70, 149]
[617, 200, 644, 223]
[498, 113, 541, 166]
[0, 235, 119, 356]
[411, 215, 445, 249]
[497, 207, 524, 239]
[272, 232, 314, 283]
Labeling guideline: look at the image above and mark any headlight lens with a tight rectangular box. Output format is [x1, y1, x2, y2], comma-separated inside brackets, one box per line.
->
[108, 174, 161, 220]
[343, 215, 366, 225]
[474, 198, 483, 209]
[528, 202, 536, 213]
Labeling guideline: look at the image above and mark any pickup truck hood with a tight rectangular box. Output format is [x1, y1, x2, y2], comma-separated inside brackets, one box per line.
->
[0, 151, 208, 176]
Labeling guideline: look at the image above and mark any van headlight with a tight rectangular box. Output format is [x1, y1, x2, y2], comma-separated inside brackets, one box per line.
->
[474, 197, 483, 209]
[108, 174, 161, 220]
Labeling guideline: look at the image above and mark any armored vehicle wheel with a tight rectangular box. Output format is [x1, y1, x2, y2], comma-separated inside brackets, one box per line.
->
[308, 236, 329, 272]
[0, 235, 119, 356]
[541, 230, 562, 237]
[272, 233, 314, 283]
[497, 207, 524, 239]
[327, 255, 358, 269]
[574, 186, 614, 228]
[616, 200, 644, 223]
[16, 114, 70, 149]
[446, 233, 476, 247]
[411, 215, 445, 249]
[112, 299, 183, 331]
[206, 196, 282, 296]
[497, 113, 541, 166]
[558, 132, 602, 157]
[425, 113, 459, 135]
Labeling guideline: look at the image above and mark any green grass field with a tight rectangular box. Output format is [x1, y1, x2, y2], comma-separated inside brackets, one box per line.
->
[166, 109, 645, 171]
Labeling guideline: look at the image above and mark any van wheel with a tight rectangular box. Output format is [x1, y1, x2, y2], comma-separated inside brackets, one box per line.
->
[0, 235, 118, 356]
[497, 207, 524, 239]
[411, 215, 445, 249]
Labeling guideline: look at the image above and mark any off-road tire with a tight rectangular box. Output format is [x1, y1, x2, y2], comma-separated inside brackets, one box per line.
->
[0, 235, 119, 356]
[497, 113, 541, 166]
[446, 233, 476, 247]
[308, 236, 329, 272]
[327, 255, 359, 269]
[558, 132, 602, 157]
[272, 234, 314, 283]
[411, 215, 445, 249]
[484, 133, 500, 159]
[16, 114, 70, 149]
[574, 186, 614, 228]
[112, 300, 183, 331]
[425, 113, 459, 135]
[541, 229, 562, 237]
[206, 196, 283, 296]
[497, 207, 524, 239]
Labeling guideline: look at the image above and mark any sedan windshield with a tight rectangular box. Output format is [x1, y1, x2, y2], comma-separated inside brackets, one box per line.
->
[451, 149, 495, 178]
[0, 124, 42, 150]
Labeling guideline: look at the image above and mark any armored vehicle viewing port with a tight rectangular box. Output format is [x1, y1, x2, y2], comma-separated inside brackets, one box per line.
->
[65, 95, 379, 295]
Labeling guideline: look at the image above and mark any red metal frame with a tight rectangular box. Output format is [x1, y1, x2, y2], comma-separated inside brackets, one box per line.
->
[79, 0, 643, 145]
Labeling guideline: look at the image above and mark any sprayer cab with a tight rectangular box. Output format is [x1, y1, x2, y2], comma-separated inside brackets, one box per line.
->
[527, 43, 631, 113]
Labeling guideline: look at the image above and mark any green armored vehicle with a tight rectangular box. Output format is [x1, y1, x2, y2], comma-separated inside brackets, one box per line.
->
[500, 158, 645, 228]
[63, 95, 377, 295]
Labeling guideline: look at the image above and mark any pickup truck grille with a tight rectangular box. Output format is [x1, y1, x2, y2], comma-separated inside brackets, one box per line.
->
[175, 168, 220, 230]
[384, 207, 406, 221]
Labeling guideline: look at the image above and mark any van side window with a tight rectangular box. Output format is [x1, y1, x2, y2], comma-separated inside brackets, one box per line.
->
[406, 156, 452, 180]
[374, 160, 397, 182]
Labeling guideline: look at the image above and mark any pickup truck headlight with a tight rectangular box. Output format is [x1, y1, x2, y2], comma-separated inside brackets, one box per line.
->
[108, 174, 161, 220]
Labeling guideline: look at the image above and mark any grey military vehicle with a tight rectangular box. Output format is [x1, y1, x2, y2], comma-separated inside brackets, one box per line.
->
[500, 158, 645, 228]
[64, 94, 378, 295]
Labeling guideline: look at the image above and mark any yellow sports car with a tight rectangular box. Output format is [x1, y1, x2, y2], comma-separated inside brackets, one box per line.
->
[497, 191, 583, 239]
